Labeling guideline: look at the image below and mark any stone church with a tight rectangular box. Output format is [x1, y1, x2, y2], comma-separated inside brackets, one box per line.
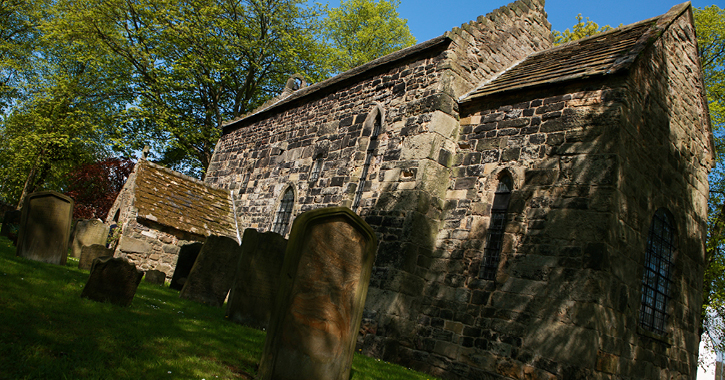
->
[204, 0, 713, 378]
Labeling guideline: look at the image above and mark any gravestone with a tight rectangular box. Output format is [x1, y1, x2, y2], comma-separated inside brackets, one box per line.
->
[81, 256, 144, 307]
[16, 191, 74, 265]
[170, 242, 203, 290]
[258, 207, 377, 380]
[0, 209, 21, 239]
[78, 244, 114, 270]
[226, 229, 287, 329]
[70, 219, 109, 258]
[145, 269, 166, 285]
[180, 235, 241, 307]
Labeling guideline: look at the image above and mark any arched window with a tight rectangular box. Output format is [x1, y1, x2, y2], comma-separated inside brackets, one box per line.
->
[271, 187, 295, 235]
[478, 174, 512, 280]
[640, 208, 675, 334]
[309, 154, 323, 182]
[353, 105, 384, 211]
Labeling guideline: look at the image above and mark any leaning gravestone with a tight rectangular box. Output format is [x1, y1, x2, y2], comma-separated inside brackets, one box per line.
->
[70, 219, 109, 258]
[145, 269, 166, 285]
[226, 228, 287, 329]
[81, 256, 144, 307]
[257, 207, 377, 380]
[78, 244, 114, 270]
[170, 242, 203, 291]
[180, 235, 241, 307]
[16, 191, 74, 265]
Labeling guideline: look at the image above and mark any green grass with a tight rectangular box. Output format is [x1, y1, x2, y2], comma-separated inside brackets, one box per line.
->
[0, 236, 438, 380]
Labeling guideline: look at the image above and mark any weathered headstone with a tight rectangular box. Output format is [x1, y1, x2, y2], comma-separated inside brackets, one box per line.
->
[70, 219, 110, 258]
[16, 191, 74, 265]
[170, 242, 203, 290]
[180, 235, 241, 307]
[145, 269, 166, 285]
[78, 244, 114, 270]
[258, 207, 378, 380]
[226, 229, 287, 329]
[0, 209, 21, 239]
[81, 256, 144, 307]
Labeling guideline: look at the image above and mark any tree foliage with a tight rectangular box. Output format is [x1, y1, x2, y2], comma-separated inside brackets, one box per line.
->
[44, 0, 332, 177]
[322, 0, 416, 73]
[64, 157, 135, 220]
[697, 5, 725, 350]
[552, 14, 614, 45]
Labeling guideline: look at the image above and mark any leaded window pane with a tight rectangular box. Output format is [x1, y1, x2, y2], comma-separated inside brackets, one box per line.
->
[479, 175, 512, 281]
[639, 209, 675, 335]
[271, 188, 294, 235]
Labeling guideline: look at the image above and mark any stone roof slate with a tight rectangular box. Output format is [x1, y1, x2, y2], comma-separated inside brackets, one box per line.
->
[460, 2, 691, 103]
[133, 161, 237, 238]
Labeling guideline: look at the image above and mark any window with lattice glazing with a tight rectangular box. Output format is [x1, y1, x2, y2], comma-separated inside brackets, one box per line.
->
[478, 175, 512, 280]
[309, 155, 323, 182]
[271, 187, 294, 235]
[639, 208, 675, 335]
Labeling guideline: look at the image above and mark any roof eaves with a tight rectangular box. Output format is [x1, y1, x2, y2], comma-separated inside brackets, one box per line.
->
[222, 35, 452, 130]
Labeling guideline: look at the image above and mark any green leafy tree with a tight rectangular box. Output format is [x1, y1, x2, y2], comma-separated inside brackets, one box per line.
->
[322, 0, 416, 73]
[0, 0, 132, 207]
[697, 5, 725, 351]
[44, 0, 331, 177]
[552, 14, 614, 45]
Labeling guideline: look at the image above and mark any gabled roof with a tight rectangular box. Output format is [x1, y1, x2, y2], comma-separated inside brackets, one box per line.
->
[461, 2, 691, 103]
[133, 161, 237, 239]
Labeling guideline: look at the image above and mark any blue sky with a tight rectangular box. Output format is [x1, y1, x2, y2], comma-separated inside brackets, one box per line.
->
[394, 0, 722, 42]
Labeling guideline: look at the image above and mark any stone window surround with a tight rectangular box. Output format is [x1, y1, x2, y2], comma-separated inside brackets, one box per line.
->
[271, 185, 296, 236]
[353, 103, 386, 212]
[478, 170, 513, 281]
[639, 207, 677, 337]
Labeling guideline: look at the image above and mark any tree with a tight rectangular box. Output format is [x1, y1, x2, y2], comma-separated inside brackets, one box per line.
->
[696, 5, 725, 351]
[0, 0, 134, 207]
[322, 0, 416, 73]
[44, 0, 332, 178]
[552, 14, 614, 45]
[64, 157, 135, 219]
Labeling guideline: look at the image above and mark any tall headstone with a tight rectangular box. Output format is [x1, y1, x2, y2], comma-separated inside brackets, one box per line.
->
[226, 229, 287, 329]
[180, 235, 241, 307]
[16, 191, 74, 265]
[78, 244, 114, 270]
[258, 207, 377, 380]
[170, 242, 203, 291]
[81, 256, 144, 307]
[70, 219, 110, 258]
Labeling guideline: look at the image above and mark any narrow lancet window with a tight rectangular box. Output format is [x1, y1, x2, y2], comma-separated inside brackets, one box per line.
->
[640, 208, 675, 335]
[353, 108, 382, 211]
[309, 155, 323, 182]
[479, 174, 512, 280]
[271, 187, 294, 235]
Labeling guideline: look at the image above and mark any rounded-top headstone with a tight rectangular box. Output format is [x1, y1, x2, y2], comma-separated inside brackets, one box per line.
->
[16, 191, 74, 265]
[257, 207, 378, 380]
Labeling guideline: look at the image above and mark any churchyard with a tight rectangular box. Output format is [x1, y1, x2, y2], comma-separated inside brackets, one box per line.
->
[0, 235, 439, 380]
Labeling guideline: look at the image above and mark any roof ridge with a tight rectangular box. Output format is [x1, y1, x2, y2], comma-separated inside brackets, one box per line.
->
[606, 1, 691, 74]
[142, 160, 229, 193]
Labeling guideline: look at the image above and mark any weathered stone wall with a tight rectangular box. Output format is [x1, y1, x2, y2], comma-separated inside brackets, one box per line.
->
[202, 2, 710, 380]
[610, 9, 711, 379]
[370, 80, 625, 379]
[114, 218, 205, 280]
[205, 4, 553, 378]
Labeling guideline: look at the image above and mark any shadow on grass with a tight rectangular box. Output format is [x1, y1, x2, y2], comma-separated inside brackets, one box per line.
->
[0, 237, 437, 380]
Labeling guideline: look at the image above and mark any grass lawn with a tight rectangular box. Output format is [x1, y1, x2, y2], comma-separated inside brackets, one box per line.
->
[0, 236, 438, 380]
